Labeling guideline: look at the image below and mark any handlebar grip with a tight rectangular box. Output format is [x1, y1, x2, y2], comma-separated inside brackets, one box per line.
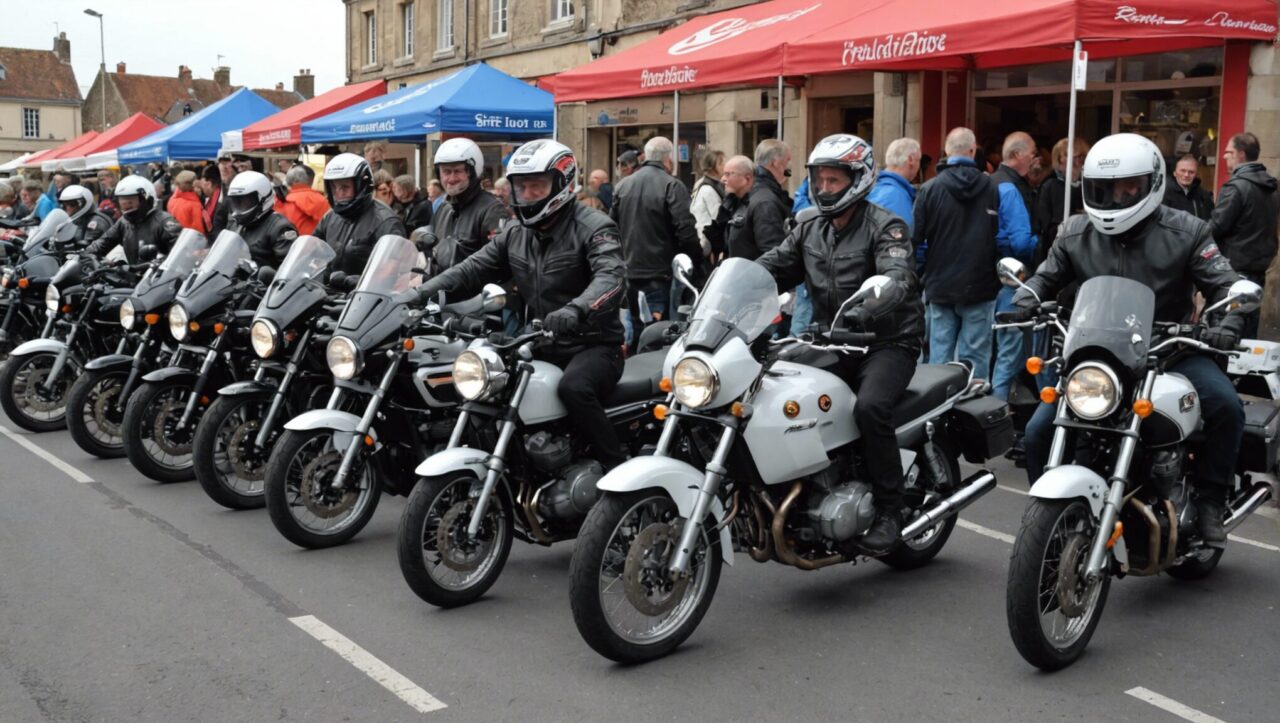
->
[995, 310, 1031, 324]
[458, 317, 487, 336]
[828, 330, 876, 345]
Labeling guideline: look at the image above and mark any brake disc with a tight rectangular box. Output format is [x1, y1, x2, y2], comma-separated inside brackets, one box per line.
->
[90, 380, 123, 437]
[227, 418, 266, 481]
[21, 364, 66, 413]
[435, 502, 494, 572]
[151, 398, 193, 456]
[1055, 533, 1093, 618]
[298, 451, 357, 518]
[623, 522, 689, 617]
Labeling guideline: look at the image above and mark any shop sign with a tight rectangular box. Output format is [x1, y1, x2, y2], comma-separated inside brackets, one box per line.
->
[667, 4, 822, 56]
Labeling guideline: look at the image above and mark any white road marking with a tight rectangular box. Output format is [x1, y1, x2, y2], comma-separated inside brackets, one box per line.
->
[0, 424, 94, 483]
[288, 615, 447, 714]
[1125, 687, 1228, 723]
[1228, 534, 1280, 552]
[956, 518, 1015, 544]
[997, 484, 1028, 496]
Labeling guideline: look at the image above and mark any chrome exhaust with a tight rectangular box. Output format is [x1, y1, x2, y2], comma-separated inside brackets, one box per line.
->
[901, 470, 996, 540]
[1223, 482, 1273, 534]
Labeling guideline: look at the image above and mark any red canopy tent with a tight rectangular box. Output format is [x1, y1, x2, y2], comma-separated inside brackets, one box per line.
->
[20, 130, 100, 169]
[39, 113, 166, 170]
[241, 79, 386, 151]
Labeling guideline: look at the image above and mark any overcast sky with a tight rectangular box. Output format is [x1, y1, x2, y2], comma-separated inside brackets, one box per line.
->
[6, 0, 347, 98]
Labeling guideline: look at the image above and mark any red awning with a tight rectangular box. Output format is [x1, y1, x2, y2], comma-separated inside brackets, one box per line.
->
[241, 80, 386, 151]
[53, 113, 165, 157]
[21, 130, 100, 168]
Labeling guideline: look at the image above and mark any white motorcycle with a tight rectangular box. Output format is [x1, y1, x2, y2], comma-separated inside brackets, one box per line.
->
[568, 257, 1012, 663]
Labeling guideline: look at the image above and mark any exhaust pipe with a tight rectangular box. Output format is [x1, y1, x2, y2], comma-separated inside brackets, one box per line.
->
[1223, 482, 1273, 535]
[901, 470, 996, 540]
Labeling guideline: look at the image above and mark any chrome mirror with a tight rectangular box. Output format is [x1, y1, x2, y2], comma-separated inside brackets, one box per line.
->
[481, 283, 507, 313]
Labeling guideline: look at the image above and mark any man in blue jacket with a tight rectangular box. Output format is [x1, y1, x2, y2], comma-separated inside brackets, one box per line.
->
[989, 131, 1039, 400]
[867, 138, 920, 231]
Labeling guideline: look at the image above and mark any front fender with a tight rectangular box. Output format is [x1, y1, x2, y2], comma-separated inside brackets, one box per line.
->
[1030, 464, 1127, 565]
[141, 367, 198, 385]
[218, 379, 277, 398]
[85, 353, 134, 373]
[415, 446, 489, 480]
[9, 338, 66, 358]
[598, 456, 734, 566]
[284, 409, 371, 450]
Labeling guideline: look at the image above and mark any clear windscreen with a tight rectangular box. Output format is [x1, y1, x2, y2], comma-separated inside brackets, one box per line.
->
[354, 235, 425, 294]
[1064, 276, 1156, 371]
[194, 230, 252, 282]
[275, 235, 335, 282]
[24, 209, 70, 252]
[157, 229, 210, 282]
[688, 257, 780, 342]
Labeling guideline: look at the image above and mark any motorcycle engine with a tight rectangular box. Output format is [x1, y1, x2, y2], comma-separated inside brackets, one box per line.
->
[539, 460, 604, 520]
[808, 481, 877, 541]
[525, 430, 573, 473]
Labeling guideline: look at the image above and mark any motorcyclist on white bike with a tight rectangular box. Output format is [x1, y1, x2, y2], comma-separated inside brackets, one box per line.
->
[1014, 133, 1246, 546]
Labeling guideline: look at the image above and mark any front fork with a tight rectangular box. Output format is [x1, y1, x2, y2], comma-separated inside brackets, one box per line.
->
[331, 352, 403, 490]
[465, 364, 533, 539]
[253, 329, 311, 449]
[41, 290, 96, 394]
[118, 328, 153, 408]
[176, 345, 220, 431]
[669, 417, 737, 577]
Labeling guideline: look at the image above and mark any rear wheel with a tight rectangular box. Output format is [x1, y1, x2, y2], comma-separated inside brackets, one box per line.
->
[0, 351, 72, 432]
[67, 368, 128, 458]
[1165, 547, 1224, 580]
[263, 428, 380, 549]
[194, 393, 276, 510]
[880, 453, 961, 570]
[122, 378, 201, 483]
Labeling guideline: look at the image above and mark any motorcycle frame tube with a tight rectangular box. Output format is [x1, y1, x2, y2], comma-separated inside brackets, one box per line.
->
[254, 328, 311, 449]
[465, 362, 533, 539]
[332, 351, 402, 489]
[669, 421, 737, 577]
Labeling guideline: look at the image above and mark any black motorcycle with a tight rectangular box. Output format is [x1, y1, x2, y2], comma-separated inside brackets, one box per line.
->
[0, 209, 76, 358]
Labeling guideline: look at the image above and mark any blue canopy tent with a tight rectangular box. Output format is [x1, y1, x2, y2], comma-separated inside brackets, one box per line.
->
[117, 88, 280, 165]
[300, 63, 553, 143]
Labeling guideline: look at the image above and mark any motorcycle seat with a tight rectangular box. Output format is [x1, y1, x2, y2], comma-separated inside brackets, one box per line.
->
[608, 349, 667, 405]
[892, 364, 970, 427]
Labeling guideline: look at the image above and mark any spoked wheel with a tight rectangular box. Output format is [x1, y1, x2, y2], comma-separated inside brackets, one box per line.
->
[122, 379, 201, 482]
[880, 455, 960, 570]
[194, 394, 278, 510]
[397, 474, 514, 607]
[67, 368, 128, 458]
[263, 428, 380, 549]
[1007, 498, 1111, 670]
[569, 491, 722, 664]
[0, 352, 73, 432]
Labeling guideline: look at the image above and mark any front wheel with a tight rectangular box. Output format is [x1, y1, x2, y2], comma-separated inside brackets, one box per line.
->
[194, 393, 278, 510]
[263, 428, 380, 549]
[67, 368, 129, 458]
[569, 491, 722, 664]
[1006, 498, 1111, 671]
[397, 474, 514, 608]
[0, 351, 72, 432]
[122, 378, 200, 483]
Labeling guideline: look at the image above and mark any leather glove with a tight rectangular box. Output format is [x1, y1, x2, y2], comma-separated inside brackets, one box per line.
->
[1202, 324, 1240, 351]
[842, 306, 874, 331]
[415, 278, 448, 304]
[1011, 286, 1039, 310]
[995, 306, 1035, 324]
[543, 306, 582, 335]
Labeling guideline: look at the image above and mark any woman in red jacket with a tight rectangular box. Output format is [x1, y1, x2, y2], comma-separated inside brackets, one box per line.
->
[167, 170, 206, 232]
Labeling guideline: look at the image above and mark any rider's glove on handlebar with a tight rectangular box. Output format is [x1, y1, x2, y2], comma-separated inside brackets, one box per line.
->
[543, 306, 582, 335]
[1202, 324, 1241, 351]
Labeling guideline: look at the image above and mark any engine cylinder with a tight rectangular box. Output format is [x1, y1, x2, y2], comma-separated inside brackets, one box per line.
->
[808, 481, 876, 541]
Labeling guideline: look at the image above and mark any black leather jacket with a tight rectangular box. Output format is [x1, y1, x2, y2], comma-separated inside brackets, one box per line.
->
[229, 212, 298, 267]
[1162, 176, 1214, 222]
[1022, 206, 1241, 325]
[610, 161, 701, 279]
[74, 209, 116, 245]
[424, 201, 626, 349]
[758, 201, 924, 351]
[1210, 162, 1279, 274]
[725, 167, 792, 261]
[313, 199, 407, 275]
[431, 183, 507, 269]
[84, 208, 183, 264]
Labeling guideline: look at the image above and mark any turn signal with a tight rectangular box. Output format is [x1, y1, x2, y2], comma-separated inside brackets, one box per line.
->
[212, 322, 225, 335]
[17, 278, 28, 289]
[659, 377, 672, 393]
[403, 338, 415, 351]
[145, 313, 160, 325]
[188, 321, 200, 332]
[730, 402, 746, 418]
[60, 304, 71, 314]
[1106, 521, 1124, 549]
[1040, 387, 1058, 404]
[1133, 399, 1153, 418]
[199, 395, 210, 405]
[653, 404, 669, 421]
[364, 434, 375, 447]
[1025, 357, 1043, 375]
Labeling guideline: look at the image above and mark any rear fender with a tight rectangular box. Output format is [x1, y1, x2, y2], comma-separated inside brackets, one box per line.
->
[84, 354, 134, 373]
[283, 409, 371, 449]
[598, 455, 734, 566]
[1030, 464, 1127, 565]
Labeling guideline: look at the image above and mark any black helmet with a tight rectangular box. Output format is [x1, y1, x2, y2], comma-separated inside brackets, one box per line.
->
[322, 152, 374, 219]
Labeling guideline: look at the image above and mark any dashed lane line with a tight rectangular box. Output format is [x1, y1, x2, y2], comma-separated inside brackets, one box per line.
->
[1125, 687, 1229, 723]
[1228, 533, 1280, 552]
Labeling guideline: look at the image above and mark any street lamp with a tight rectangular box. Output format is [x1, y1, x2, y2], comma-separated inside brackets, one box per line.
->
[84, 8, 105, 130]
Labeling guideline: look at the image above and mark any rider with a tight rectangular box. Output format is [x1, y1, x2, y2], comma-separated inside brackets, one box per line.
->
[1015, 133, 1246, 547]
[84, 174, 183, 263]
[757, 134, 925, 553]
[415, 140, 628, 470]
[313, 153, 406, 275]
[429, 137, 508, 269]
[57, 184, 114, 244]
[225, 170, 298, 267]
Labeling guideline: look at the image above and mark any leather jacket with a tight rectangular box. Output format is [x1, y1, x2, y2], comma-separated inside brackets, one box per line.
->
[725, 167, 792, 261]
[313, 199, 407, 275]
[609, 161, 701, 279]
[229, 212, 298, 267]
[1210, 162, 1279, 274]
[431, 183, 507, 269]
[84, 208, 183, 264]
[75, 209, 116, 245]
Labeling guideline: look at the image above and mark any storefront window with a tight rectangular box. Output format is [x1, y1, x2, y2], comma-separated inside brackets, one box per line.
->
[975, 91, 1111, 166]
[1118, 85, 1220, 175]
[1120, 46, 1222, 83]
[975, 60, 1115, 91]
[612, 123, 707, 188]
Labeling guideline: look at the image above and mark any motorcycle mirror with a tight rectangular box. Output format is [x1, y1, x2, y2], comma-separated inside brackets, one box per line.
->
[673, 253, 694, 278]
[237, 257, 258, 278]
[257, 265, 276, 285]
[327, 270, 347, 288]
[410, 226, 438, 252]
[481, 283, 507, 313]
[1205, 278, 1264, 316]
[778, 291, 793, 308]
[138, 244, 158, 262]
[854, 275, 894, 300]
[996, 257, 1027, 287]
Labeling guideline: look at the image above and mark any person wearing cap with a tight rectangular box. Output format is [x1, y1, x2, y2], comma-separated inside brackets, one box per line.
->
[313, 153, 406, 275]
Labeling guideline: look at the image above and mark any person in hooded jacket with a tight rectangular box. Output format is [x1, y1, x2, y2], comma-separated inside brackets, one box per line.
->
[1212, 132, 1279, 339]
[1161, 154, 1213, 222]
[429, 138, 506, 270]
[57, 184, 114, 244]
[312, 153, 407, 276]
[84, 175, 183, 264]
[226, 170, 298, 267]
[277, 165, 329, 236]
[866, 138, 921, 231]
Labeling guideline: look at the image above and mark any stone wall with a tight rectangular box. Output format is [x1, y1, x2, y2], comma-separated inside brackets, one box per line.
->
[1247, 42, 1280, 340]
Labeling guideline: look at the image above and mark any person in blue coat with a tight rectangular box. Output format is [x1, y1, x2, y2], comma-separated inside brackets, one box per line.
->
[788, 176, 813, 335]
[988, 132, 1040, 400]
[866, 138, 920, 231]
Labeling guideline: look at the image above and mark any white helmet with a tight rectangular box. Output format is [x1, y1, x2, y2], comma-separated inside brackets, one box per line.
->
[58, 184, 96, 223]
[114, 174, 156, 223]
[227, 170, 275, 226]
[1081, 133, 1166, 235]
[322, 152, 373, 218]
[505, 139, 577, 228]
[806, 134, 877, 217]
[433, 138, 484, 191]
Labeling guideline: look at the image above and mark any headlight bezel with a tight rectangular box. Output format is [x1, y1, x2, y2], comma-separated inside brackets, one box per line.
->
[453, 346, 508, 401]
[45, 284, 60, 312]
[119, 299, 136, 329]
[326, 335, 363, 380]
[168, 304, 189, 341]
[1064, 362, 1122, 421]
[250, 319, 279, 359]
[673, 354, 720, 409]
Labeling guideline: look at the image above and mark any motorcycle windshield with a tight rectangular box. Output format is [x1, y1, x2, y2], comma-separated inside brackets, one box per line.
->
[684, 257, 779, 347]
[274, 235, 335, 283]
[50, 257, 80, 286]
[157, 229, 210, 284]
[354, 235, 425, 297]
[23, 209, 70, 253]
[177, 229, 250, 309]
[259, 235, 334, 316]
[1063, 276, 1155, 373]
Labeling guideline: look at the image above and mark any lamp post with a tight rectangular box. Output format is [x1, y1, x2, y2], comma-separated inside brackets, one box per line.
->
[84, 8, 105, 130]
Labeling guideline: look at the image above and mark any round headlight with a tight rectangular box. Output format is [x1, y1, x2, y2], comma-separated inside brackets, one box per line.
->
[119, 299, 136, 329]
[453, 351, 490, 401]
[45, 285, 60, 312]
[1, 268, 11, 288]
[168, 304, 189, 341]
[326, 336, 362, 380]
[673, 356, 718, 409]
[250, 319, 278, 359]
[1065, 363, 1120, 420]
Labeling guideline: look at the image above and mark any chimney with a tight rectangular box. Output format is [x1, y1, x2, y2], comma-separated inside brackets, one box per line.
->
[53, 32, 71, 64]
[178, 65, 193, 85]
[214, 65, 230, 88]
[275, 82, 284, 91]
[293, 68, 314, 100]
[116, 61, 126, 75]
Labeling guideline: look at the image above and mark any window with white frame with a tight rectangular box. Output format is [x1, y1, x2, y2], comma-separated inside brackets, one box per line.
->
[21, 108, 39, 139]
[365, 11, 377, 64]
[489, 0, 508, 37]
[551, 0, 573, 24]
[402, 2, 415, 57]
[437, 0, 454, 50]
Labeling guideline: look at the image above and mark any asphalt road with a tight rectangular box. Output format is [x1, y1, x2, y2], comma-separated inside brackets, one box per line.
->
[2, 421, 1278, 722]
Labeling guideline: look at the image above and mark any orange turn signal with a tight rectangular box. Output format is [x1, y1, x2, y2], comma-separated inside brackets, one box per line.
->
[17, 278, 28, 289]
[1040, 387, 1058, 404]
[1106, 521, 1124, 549]
[364, 434, 375, 447]
[188, 321, 200, 332]
[1133, 399, 1153, 418]
[659, 377, 672, 393]
[403, 338, 415, 351]
[199, 395, 210, 405]
[212, 322, 225, 335]
[1025, 357, 1043, 375]
[731, 402, 746, 418]
[145, 313, 160, 325]
[60, 304, 71, 314]
[653, 404, 669, 421]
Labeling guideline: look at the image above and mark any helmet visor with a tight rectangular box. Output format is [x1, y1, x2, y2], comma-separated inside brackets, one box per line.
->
[1083, 173, 1154, 212]
[806, 162, 865, 208]
[510, 172, 556, 207]
[228, 193, 261, 215]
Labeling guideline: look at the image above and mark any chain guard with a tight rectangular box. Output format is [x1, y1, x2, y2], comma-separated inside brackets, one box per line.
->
[435, 502, 496, 572]
[622, 522, 689, 617]
[298, 451, 359, 518]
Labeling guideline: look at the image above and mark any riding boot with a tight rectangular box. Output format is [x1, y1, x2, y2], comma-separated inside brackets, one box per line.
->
[861, 503, 903, 554]
[1196, 484, 1229, 549]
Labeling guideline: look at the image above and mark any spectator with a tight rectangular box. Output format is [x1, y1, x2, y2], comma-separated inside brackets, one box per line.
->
[232, 155, 254, 176]
[867, 137, 921, 231]
[1212, 131, 1279, 339]
[1035, 137, 1089, 265]
[989, 131, 1040, 401]
[689, 149, 725, 259]
[588, 168, 613, 211]
[21, 181, 47, 219]
[912, 127, 1001, 379]
[278, 165, 330, 235]
[427, 179, 445, 213]
[95, 169, 119, 220]
[788, 174, 815, 336]
[577, 189, 605, 211]
[167, 170, 206, 232]
[615, 149, 641, 180]
[372, 169, 395, 207]
[491, 176, 512, 210]
[206, 153, 236, 238]
[275, 159, 295, 175]
[363, 141, 386, 173]
[34, 178, 59, 220]
[0, 182, 20, 219]
[706, 154, 753, 258]
[1162, 154, 1213, 222]
[721, 139, 791, 261]
[392, 174, 433, 232]
[610, 136, 701, 350]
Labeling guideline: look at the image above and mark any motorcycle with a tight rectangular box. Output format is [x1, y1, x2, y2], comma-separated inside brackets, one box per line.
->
[193, 235, 339, 509]
[121, 230, 266, 482]
[997, 259, 1275, 670]
[568, 256, 1012, 663]
[0, 209, 77, 358]
[66, 232, 203, 458]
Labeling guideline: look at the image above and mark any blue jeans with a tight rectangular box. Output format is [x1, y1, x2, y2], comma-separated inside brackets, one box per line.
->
[626, 279, 669, 351]
[927, 300, 995, 379]
[789, 283, 814, 336]
[992, 286, 1026, 400]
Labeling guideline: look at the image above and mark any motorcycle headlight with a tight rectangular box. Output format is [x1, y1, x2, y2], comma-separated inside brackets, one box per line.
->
[326, 336, 362, 380]
[673, 355, 719, 409]
[250, 319, 278, 359]
[0, 268, 10, 289]
[452, 347, 507, 401]
[168, 304, 189, 342]
[1065, 363, 1121, 420]
[45, 285, 60, 312]
[119, 299, 136, 329]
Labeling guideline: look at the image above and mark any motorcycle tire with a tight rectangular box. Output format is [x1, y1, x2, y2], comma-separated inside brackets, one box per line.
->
[880, 451, 962, 570]
[1165, 547, 1224, 581]
[122, 378, 200, 483]
[569, 490, 722, 664]
[397, 474, 514, 608]
[193, 393, 275, 510]
[1006, 498, 1111, 671]
[263, 428, 381, 549]
[66, 368, 128, 458]
[0, 351, 71, 432]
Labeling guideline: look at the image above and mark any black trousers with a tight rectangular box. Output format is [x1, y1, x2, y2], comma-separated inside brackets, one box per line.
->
[547, 344, 626, 469]
[834, 346, 917, 509]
